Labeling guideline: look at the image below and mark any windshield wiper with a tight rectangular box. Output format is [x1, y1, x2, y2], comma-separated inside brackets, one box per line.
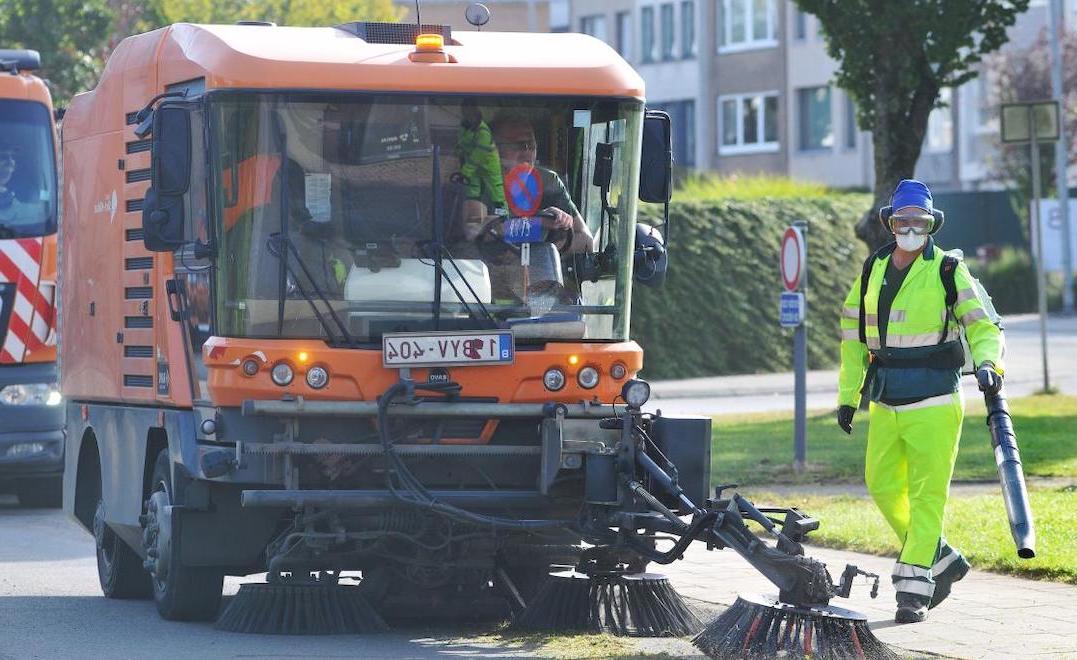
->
[266, 233, 358, 347]
[428, 144, 497, 329]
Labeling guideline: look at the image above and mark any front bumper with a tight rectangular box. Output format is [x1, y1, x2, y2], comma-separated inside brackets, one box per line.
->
[0, 362, 65, 478]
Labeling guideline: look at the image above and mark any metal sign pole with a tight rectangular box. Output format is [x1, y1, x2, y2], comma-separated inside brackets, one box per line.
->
[793, 221, 808, 472]
[1030, 110, 1052, 392]
[1048, 0, 1073, 314]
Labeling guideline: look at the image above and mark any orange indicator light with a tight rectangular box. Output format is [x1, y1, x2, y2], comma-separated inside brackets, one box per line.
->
[568, 355, 580, 366]
[298, 351, 309, 363]
[415, 33, 444, 52]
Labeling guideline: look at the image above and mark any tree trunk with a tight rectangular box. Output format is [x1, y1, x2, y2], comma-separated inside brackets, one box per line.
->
[857, 77, 939, 249]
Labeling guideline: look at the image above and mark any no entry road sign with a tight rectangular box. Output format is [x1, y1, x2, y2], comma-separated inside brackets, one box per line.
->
[780, 225, 806, 291]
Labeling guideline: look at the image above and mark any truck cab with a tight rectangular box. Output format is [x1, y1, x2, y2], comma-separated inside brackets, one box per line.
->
[0, 49, 62, 508]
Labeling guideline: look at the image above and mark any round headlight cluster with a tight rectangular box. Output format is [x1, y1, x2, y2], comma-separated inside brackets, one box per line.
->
[271, 362, 294, 386]
[621, 379, 651, 409]
[306, 366, 329, 389]
[543, 368, 566, 391]
[610, 363, 627, 380]
[241, 358, 260, 376]
[577, 366, 599, 389]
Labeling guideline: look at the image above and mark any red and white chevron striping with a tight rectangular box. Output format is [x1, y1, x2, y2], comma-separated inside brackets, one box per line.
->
[0, 237, 55, 363]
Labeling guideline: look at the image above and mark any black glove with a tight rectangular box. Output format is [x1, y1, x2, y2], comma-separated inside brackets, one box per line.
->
[837, 405, 856, 435]
[976, 364, 1003, 395]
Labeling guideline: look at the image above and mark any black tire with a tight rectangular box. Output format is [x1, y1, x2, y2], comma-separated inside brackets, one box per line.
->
[16, 476, 62, 508]
[94, 498, 152, 599]
[144, 449, 223, 621]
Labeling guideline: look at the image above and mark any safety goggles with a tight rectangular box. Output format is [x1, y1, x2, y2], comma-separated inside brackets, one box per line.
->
[889, 214, 933, 235]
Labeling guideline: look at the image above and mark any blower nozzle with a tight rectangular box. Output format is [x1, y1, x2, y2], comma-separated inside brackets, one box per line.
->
[985, 390, 1037, 559]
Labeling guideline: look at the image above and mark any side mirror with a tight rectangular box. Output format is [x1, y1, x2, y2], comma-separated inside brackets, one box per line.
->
[639, 110, 672, 204]
[142, 105, 191, 252]
[633, 223, 667, 288]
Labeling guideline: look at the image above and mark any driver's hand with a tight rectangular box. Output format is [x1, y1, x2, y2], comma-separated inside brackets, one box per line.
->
[539, 206, 573, 231]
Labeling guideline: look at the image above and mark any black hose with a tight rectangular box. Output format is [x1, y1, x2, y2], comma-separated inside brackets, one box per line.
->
[376, 383, 567, 529]
[621, 512, 719, 564]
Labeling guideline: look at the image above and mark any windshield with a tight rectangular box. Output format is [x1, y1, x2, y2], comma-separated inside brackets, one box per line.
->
[0, 100, 56, 238]
[209, 92, 641, 343]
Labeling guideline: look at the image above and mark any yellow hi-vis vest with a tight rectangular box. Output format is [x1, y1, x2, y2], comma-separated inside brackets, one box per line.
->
[838, 241, 1005, 408]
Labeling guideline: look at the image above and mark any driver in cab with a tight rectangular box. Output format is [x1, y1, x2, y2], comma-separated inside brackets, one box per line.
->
[462, 114, 593, 255]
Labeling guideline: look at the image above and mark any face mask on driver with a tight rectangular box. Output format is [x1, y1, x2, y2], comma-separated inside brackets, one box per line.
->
[895, 232, 927, 251]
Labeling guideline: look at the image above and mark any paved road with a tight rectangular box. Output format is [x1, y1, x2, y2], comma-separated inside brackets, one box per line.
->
[647, 313, 1077, 415]
[3, 500, 1075, 659]
[0, 497, 697, 659]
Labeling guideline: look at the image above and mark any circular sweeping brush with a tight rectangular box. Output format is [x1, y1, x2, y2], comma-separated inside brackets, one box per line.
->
[514, 570, 702, 637]
[215, 582, 389, 635]
[692, 593, 898, 660]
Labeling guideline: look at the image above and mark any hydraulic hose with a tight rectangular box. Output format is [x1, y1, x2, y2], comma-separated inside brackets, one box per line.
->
[376, 382, 567, 529]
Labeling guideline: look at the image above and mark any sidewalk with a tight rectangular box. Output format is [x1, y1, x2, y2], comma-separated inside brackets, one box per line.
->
[663, 542, 1077, 659]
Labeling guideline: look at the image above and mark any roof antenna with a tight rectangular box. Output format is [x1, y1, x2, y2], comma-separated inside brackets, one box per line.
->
[465, 3, 491, 30]
[415, 0, 422, 31]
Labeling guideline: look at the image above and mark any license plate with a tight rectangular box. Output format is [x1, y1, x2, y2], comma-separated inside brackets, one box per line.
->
[383, 331, 514, 368]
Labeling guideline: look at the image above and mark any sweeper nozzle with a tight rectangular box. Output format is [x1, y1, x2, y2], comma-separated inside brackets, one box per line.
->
[216, 575, 388, 635]
[514, 570, 702, 637]
[693, 593, 897, 660]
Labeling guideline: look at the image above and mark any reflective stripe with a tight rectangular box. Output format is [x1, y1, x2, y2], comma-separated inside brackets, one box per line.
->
[893, 564, 931, 579]
[842, 307, 860, 319]
[886, 327, 960, 348]
[889, 309, 906, 323]
[867, 337, 881, 350]
[960, 308, 988, 325]
[894, 579, 935, 597]
[956, 288, 978, 304]
[840, 328, 860, 341]
[933, 550, 961, 574]
[865, 313, 878, 325]
[877, 393, 958, 412]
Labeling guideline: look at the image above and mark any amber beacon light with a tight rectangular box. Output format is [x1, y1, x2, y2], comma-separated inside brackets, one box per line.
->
[415, 33, 444, 53]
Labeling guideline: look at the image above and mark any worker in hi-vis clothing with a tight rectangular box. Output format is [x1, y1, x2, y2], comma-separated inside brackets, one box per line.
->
[836, 179, 1005, 624]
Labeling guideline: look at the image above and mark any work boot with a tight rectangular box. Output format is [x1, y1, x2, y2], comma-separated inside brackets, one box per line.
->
[895, 593, 929, 624]
[929, 553, 970, 609]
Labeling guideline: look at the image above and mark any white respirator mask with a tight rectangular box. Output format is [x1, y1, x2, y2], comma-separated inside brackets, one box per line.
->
[895, 232, 928, 251]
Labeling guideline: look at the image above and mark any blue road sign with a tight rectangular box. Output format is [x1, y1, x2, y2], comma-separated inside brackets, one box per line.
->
[780, 291, 805, 328]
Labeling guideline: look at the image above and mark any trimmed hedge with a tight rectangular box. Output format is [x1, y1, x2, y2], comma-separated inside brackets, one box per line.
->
[632, 195, 870, 379]
[967, 247, 1074, 314]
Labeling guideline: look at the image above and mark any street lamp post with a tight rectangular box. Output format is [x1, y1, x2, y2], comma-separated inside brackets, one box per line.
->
[1002, 101, 1062, 393]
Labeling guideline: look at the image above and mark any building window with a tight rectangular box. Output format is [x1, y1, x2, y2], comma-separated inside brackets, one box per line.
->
[794, 9, 806, 39]
[844, 93, 857, 149]
[580, 14, 608, 42]
[660, 4, 675, 60]
[797, 86, 833, 150]
[718, 0, 777, 51]
[718, 92, 779, 154]
[681, 0, 696, 58]
[616, 11, 632, 59]
[641, 6, 655, 63]
[652, 100, 696, 167]
[549, 0, 570, 31]
[925, 88, 954, 153]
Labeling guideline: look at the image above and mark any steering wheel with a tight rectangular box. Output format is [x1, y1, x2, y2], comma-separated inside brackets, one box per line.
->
[476, 215, 574, 255]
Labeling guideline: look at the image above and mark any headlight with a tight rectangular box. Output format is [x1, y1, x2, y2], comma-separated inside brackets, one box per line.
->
[306, 366, 329, 389]
[271, 362, 294, 386]
[621, 379, 650, 409]
[577, 366, 599, 389]
[543, 368, 566, 391]
[0, 383, 62, 406]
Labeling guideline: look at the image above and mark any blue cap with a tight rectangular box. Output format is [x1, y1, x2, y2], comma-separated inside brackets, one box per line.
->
[890, 179, 933, 213]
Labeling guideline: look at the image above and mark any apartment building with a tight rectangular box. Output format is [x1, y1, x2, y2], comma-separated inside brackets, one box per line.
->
[566, 0, 1072, 190]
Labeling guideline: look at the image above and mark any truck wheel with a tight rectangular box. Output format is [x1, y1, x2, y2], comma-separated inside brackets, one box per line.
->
[94, 498, 152, 598]
[143, 449, 223, 621]
[16, 476, 62, 508]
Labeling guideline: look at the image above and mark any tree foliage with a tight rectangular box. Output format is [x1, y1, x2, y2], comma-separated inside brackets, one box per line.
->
[0, 0, 114, 106]
[793, 0, 1030, 246]
[155, 0, 402, 26]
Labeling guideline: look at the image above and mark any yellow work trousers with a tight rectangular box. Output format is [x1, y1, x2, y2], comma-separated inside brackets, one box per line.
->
[865, 392, 963, 569]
